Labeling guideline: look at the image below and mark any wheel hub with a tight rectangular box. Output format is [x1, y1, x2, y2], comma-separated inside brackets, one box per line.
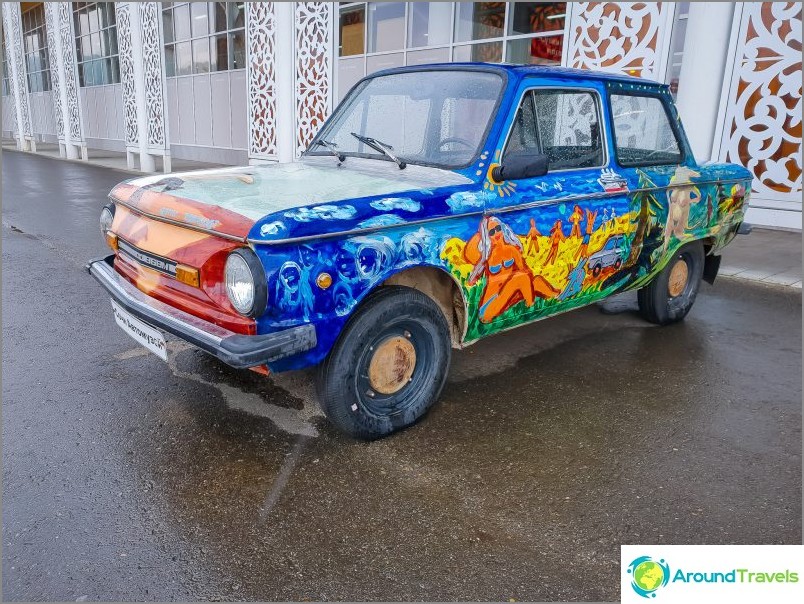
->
[668, 257, 689, 297]
[368, 335, 416, 395]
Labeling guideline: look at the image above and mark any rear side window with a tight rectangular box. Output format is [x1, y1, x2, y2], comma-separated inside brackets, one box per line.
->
[504, 89, 605, 170]
[610, 94, 682, 167]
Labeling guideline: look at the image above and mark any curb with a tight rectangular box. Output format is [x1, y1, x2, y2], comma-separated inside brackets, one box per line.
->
[2, 145, 143, 176]
[719, 266, 802, 289]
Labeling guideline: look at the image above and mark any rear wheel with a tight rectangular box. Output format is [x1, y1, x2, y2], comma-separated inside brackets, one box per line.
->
[638, 240, 704, 325]
[317, 286, 451, 439]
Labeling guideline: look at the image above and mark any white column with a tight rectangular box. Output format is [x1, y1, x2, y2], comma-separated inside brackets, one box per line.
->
[115, 2, 169, 173]
[246, 1, 279, 163]
[275, 2, 296, 163]
[292, 2, 334, 158]
[43, 3, 66, 157]
[46, 2, 86, 160]
[130, 8, 155, 172]
[674, 2, 736, 163]
[3, 3, 34, 151]
[246, 2, 333, 164]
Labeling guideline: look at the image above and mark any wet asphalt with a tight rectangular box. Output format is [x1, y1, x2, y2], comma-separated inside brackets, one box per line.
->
[2, 150, 802, 601]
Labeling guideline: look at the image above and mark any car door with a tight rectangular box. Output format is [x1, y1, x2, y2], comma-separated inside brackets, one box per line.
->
[604, 88, 692, 282]
[466, 79, 635, 335]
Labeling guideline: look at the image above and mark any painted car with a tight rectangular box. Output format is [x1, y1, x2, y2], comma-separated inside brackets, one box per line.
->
[87, 63, 753, 439]
[589, 234, 627, 276]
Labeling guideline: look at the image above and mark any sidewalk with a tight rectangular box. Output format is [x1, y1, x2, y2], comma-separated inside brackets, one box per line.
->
[1, 139, 224, 174]
[720, 227, 802, 289]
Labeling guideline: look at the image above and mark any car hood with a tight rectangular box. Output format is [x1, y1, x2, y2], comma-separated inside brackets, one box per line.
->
[109, 158, 472, 241]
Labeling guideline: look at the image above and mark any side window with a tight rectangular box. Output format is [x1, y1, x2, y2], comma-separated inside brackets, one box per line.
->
[503, 93, 538, 155]
[610, 94, 682, 167]
[504, 89, 604, 170]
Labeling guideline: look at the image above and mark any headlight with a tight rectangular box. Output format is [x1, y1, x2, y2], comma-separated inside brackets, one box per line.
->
[224, 249, 267, 317]
[100, 203, 115, 233]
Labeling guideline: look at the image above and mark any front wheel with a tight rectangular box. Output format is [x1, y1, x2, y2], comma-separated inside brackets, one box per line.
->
[637, 240, 705, 325]
[317, 286, 452, 439]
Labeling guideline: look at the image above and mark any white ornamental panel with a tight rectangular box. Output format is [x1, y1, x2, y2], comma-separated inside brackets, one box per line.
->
[1, 18, 18, 137]
[4, 2, 33, 138]
[246, 1, 278, 159]
[563, 2, 672, 80]
[58, 1, 84, 143]
[139, 2, 168, 149]
[294, 2, 333, 157]
[43, 3, 65, 140]
[716, 2, 802, 205]
[116, 3, 138, 146]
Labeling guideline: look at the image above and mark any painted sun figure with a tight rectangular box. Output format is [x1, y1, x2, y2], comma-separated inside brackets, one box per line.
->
[484, 163, 518, 197]
[484, 178, 517, 197]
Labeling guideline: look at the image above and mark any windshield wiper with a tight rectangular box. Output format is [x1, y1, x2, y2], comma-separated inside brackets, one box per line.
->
[313, 139, 345, 163]
[350, 132, 406, 169]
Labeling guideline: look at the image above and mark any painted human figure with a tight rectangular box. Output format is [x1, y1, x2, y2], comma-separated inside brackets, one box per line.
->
[662, 166, 702, 253]
[464, 217, 559, 323]
[569, 205, 584, 238]
[545, 219, 565, 265]
[558, 258, 588, 300]
[575, 209, 598, 261]
[525, 218, 541, 255]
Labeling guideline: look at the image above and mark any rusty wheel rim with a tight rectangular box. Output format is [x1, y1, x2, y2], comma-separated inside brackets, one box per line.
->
[367, 335, 417, 395]
[668, 257, 689, 297]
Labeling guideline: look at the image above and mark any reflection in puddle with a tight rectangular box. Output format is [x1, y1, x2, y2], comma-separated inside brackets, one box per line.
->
[117, 341, 321, 437]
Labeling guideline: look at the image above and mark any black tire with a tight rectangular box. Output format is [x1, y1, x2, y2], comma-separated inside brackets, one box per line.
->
[637, 240, 705, 325]
[592, 263, 602, 277]
[317, 285, 451, 440]
[614, 258, 622, 270]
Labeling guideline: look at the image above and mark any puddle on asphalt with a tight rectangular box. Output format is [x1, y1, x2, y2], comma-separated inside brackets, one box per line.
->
[115, 341, 322, 437]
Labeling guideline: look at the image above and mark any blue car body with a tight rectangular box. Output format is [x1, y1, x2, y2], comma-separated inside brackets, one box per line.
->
[236, 64, 752, 371]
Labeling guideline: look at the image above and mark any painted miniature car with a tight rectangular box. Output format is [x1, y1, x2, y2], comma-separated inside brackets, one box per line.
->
[589, 235, 627, 276]
[87, 64, 752, 439]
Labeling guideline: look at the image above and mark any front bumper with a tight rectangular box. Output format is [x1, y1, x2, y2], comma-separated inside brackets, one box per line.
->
[86, 255, 316, 369]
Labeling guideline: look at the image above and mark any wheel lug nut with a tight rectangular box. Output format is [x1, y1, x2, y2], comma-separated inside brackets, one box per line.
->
[366, 389, 375, 398]
[404, 330, 412, 339]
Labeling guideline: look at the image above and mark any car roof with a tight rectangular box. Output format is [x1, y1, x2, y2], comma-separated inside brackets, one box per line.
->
[369, 62, 664, 88]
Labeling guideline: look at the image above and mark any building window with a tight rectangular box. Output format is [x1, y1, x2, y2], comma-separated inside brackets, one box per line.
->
[73, 2, 120, 86]
[337, 2, 568, 99]
[2, 32, 11, 97]
[367, 2, 405, 53]
[408, 2, 451, 48]
[506, 2, 565, 65]
[162, 2, 246, 76]
[454, 2, 505, 42]
[22, 3, 52, 93]
[666, 2, 690, 97]
[453, 41, 502, 62]
[339, 4, 365, 56]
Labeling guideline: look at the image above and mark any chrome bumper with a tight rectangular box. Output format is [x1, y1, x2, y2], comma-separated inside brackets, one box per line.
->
[86, 255, 316, 368]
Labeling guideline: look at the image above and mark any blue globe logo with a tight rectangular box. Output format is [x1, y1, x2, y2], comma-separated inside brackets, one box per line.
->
[627, 556, 670, 598]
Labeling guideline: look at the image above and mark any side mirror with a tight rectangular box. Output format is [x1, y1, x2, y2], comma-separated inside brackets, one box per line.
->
[491, 152, 549, 181]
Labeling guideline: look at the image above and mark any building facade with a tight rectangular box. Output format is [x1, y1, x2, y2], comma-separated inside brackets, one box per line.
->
[2, 2, 801, 229]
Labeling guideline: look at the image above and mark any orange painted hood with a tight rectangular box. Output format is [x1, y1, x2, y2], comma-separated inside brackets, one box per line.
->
[109, 167, 259, 240]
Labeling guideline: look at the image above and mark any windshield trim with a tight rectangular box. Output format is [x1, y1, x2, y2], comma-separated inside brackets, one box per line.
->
[306, 65, 509, 171]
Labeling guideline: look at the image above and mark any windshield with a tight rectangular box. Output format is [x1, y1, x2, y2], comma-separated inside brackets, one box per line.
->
[309, 70, 504, 169]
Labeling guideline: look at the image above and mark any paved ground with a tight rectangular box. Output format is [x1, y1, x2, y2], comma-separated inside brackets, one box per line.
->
[1, 140, 224, 175]
[719, 226, 802, 287]
[2, 150, 801, 601]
